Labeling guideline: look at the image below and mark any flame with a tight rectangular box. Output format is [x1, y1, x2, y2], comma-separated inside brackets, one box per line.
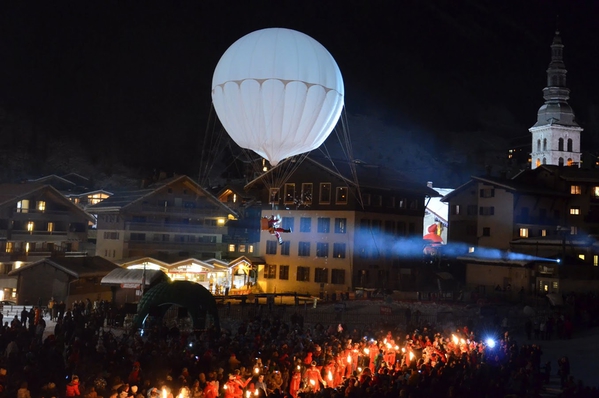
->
[310, 380, 315, 386]
[246, 391, 251, 398]
[409, 352, 414, 360]
[452, 335, 458, 344]
[254, 390, 259, 396]
[364, 348, 369, 355]
[347, 354, 351, 363]
[162, 388, 168, 398]
[328, 371, 333, 381]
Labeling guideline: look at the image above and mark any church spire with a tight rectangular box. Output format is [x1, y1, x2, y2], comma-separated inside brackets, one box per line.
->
[542, 31, 570, 104]
[529, 31, 582, 169]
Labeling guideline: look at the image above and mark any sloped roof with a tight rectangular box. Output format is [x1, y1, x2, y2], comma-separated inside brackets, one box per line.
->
[101, 268, 169, 286]
[0, 183, 95, 223]
[9, 256, 119, 278]
[245, 155, 439, 197]
[441, 173, 569, 202]
[118, 257, 171, 270]
[87, 175, 238, 216]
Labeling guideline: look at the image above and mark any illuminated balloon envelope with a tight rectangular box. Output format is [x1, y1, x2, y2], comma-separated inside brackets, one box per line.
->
[212, 28, 344, 166]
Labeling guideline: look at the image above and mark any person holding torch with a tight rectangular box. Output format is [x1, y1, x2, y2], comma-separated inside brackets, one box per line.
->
[304, 361, 326, 392]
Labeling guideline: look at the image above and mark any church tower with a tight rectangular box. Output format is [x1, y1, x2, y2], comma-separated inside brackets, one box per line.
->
[529, 31, 582, 169]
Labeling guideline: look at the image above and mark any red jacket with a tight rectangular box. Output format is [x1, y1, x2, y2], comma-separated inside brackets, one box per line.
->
[65, 381, 80, 397]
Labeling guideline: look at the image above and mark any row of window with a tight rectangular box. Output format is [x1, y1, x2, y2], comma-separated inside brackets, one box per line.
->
[277, 217, 347, 233]
[266, 240, 347, 258]
[270, 183, 421, 210]
[16, 200, 46, 213]
[570, 185, 599, 197]
[277, 217, 415, 236]
[536, 137, 574, 153]
[263, 264, 346, 284]
[535, 157, 574, 168]
[123, 232, 218, 243]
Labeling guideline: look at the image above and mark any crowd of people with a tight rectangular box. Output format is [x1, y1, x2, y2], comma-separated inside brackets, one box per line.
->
[0, 298, 596, 398]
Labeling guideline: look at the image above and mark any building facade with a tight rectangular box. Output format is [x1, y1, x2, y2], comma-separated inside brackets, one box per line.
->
[88, 175, 238, 262]
[250, 157, 438, 296]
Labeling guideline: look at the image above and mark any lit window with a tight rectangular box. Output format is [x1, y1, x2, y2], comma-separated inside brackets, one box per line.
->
[541, 229, 547, 237]
[27, 221, 34, 232]
[228, 244, 235, 252]
[570, 185, 581, 194]
[468, 247, 475, 253]
[336, 187, 348, 204]
[552, 281, 559, 289]
[452, 205, 460, 215]
[47, 222, 54, 232]
[520, 228, 529, 238]
[544, 284, 548, 292]
[239, 245, 246, 253]
[579, 254, 585, 260]
[17, 200, 29, 213]
[37, 201, 46, 211]
[570, 207, 580, 215]
[594, 255, 598, 266]
[5, 242, 12, 253]
[248, 245, 254, 253]
[594, 187, 599, 198]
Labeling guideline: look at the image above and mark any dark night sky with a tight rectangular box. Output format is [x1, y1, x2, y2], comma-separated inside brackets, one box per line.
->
[1, 0, 598, 177]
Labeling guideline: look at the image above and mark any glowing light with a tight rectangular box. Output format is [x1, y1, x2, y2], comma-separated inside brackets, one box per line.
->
[452, 335, 458, 344]
[347, 354, 351, 363]
[486, 338, 496, 348]
[254, 390, 259, 396]
[310, 380, 315, 386]
[364, 348, 369, 355]
[409, 352, 414, 360]
[328, 371, 333, 381]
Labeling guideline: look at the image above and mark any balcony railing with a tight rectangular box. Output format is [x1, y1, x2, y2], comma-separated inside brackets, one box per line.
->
[137, 205, 228, 217]
[11, 209, 74, 218]
[125, 240, 227, 252]
[124, 222, 225, 234]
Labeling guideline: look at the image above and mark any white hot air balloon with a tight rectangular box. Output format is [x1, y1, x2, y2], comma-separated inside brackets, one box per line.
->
[211, 27, 344, 167]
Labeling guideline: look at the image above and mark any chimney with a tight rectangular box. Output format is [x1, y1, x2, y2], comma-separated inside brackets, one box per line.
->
[427, 181, 433, 188]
